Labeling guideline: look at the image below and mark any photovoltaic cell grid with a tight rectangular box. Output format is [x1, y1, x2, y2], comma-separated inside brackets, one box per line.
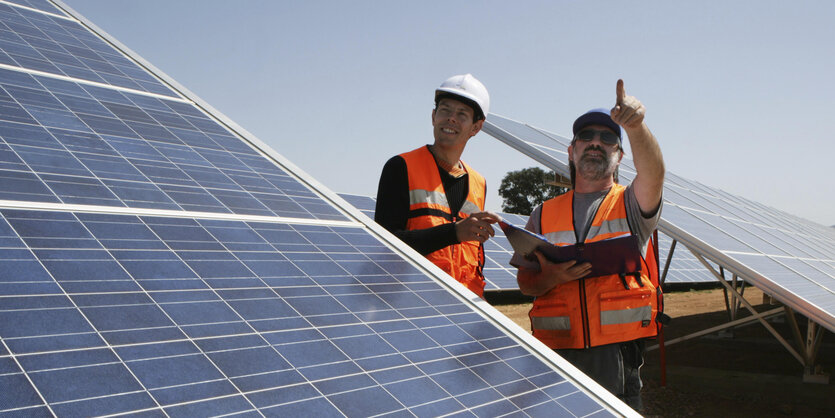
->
[0, 65, 347, 221]
[0, 1, 634, 416]
[655, 232, 720, 284]
[0, 209, 616, 416]
[337, 192, 375, 219]
[4, 0, 64, 16]
[0, 2, 175, 95]
[483, 212, 530, 290]
[484, 114, 835, 332]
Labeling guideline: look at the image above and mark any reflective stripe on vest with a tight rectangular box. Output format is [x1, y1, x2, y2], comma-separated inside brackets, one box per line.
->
[460, 200, 481, 215]
[544, 217, 633, 246]
[529, 184, 659, 349]
[400, 146, 487, 297]
[531, 315, 570, 330]
[408, 189, 481, 216]
[409, 189, 449, 209]
[600, 305, 652, 326]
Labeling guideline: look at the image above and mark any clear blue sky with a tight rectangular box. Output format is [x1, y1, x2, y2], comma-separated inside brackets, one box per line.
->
[63, 0, 835, 226]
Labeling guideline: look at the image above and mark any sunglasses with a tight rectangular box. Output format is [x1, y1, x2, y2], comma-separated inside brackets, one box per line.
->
[574, 128, 620, 146]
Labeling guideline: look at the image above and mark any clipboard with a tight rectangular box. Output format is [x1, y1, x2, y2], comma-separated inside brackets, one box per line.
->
[499, 220, 643, 278]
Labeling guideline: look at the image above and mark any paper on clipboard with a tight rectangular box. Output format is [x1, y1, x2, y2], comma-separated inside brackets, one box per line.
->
[499, 220, 642, 278]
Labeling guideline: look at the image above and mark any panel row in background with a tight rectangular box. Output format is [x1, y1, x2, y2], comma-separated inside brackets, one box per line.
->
[483, 114, 835, 331]
[0, 208, 616, 417]
[339, 193, 719, 291]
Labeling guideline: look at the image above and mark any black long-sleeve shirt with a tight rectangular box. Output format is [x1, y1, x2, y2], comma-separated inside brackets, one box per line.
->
[374, 146, 470, 255]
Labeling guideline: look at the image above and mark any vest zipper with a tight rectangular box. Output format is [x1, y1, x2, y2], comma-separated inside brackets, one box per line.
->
[452, 216, 459, 263]
[579, 277, 591, 348]
[572, 191, 592, 348]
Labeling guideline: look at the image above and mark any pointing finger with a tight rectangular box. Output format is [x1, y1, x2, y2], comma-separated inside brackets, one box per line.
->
[616, 79, 625, 105]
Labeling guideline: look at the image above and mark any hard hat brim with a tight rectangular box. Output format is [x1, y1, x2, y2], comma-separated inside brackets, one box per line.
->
[435, 88, 486, 117]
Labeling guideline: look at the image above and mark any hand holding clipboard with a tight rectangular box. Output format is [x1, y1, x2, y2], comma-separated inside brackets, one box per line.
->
[499, 220, 642, 279]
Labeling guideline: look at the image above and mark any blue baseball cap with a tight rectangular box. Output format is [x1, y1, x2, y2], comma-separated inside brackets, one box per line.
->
[572, 108, 622, 143]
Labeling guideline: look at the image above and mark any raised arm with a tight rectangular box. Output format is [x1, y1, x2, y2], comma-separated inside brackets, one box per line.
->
[610, 79, 665, 215]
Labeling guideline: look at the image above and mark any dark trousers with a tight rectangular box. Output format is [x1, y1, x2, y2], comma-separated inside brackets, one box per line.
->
[556, 340, 645, 411]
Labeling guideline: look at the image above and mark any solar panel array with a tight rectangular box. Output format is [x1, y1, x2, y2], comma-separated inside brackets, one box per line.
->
[0, 1, 637, 416]
[0, 65, 345, 221]
[482, 212, 530, 290]
[483, 114, 835, 332]
[655, 232, 721, 285]
[337, 193, 375, 219]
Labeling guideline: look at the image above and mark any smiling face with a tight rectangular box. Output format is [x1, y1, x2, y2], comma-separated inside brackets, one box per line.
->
[568, 124, 623, 184]
[431, 97, 483, 151]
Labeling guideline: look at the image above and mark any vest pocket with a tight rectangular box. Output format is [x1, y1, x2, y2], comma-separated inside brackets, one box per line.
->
[598, 288, 654, 334]
[530, 299, 578, 348]
[458, 240, 481, 275]
[530, 301, 572, 331]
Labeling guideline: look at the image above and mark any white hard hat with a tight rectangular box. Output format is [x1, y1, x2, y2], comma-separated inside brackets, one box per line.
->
[435, 73, 490, 119]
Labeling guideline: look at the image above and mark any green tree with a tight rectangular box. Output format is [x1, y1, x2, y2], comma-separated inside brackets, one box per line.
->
[498, 167, 567, 215]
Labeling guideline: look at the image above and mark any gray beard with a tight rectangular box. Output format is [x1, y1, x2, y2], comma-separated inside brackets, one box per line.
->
[576, 151, 617, 181]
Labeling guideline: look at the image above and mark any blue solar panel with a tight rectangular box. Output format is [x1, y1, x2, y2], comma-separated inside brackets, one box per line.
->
[337, 192, 376, 218]
[484, 212, 530, 290]
[3, 0, 65, 16]
[0, 67, 348, 220]
[0, 3, 172, 95]
[0, 209, 621, 416]
[0, 2, 637, 416]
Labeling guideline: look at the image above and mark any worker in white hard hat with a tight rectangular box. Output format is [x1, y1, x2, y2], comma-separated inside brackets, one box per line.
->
[375, 74, 500, 298]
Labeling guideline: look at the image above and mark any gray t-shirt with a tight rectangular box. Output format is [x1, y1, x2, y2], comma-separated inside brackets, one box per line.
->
[509, 184, 661, 270]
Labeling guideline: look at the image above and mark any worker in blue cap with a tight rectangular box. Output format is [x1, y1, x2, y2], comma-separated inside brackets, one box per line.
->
[511, 80, 665, 411]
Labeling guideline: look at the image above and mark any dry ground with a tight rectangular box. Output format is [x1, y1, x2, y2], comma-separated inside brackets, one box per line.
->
[491, 286, 834, 417]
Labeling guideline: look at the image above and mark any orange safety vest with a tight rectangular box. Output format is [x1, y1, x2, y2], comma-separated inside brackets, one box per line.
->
[530, 184, 661, 349]
[400, 146, 487, 297]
